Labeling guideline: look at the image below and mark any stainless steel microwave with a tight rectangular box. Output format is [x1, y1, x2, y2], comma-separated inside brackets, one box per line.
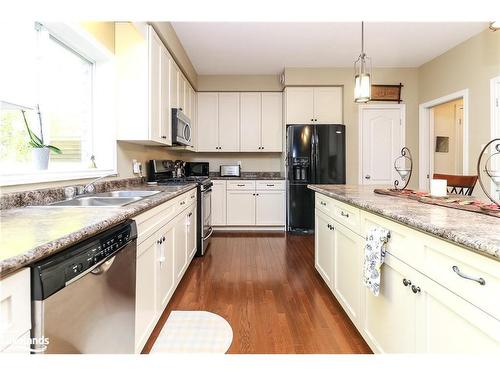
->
[172, 108, 192, 146]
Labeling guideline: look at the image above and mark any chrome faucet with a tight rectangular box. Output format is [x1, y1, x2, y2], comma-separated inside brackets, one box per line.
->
[78, 173, 116, 195]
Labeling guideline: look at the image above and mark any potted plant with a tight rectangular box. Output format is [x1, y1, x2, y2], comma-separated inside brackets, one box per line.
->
[21, 105, 61, 170]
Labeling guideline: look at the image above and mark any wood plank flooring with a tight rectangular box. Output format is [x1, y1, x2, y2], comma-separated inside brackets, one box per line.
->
[142, 232, 371, 354]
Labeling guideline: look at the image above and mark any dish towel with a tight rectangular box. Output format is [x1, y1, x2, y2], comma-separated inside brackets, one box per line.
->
[363, 227, 391, 296]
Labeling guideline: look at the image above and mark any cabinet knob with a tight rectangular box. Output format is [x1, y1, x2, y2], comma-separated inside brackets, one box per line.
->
[402, 278, 412, 287]
[411, 285, 421, 294]
[310, 118, 314, 122]
[340, 211, 350, 218]
[161, 136, 167, 139]
[365, 175, 371, 180]
[162, 236, 166, 241]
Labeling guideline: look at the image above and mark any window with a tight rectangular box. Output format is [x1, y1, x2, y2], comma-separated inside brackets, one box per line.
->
[0, 22, 115, 185]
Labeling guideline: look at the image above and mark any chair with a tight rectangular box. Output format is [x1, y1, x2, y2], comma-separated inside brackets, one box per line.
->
[432, 174, 478, 196]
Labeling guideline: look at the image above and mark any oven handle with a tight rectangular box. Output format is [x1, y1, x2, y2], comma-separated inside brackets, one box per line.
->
[203, 226, 214, 241]
[203, 188, 212, 193]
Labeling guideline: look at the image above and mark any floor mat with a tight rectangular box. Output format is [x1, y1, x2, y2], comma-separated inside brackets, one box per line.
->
[150, 311, 233, 353]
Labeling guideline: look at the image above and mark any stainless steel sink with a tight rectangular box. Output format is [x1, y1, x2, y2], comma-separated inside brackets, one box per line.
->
[49, 196, 142, 207]
[95, 190, 161, 198]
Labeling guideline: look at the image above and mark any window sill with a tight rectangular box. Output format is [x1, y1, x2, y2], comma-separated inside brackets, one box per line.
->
[0, 168, 117, 187]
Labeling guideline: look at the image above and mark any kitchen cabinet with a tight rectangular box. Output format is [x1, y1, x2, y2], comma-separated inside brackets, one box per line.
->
[260, 92, 283, 151]
[173, 208, 188, 281]
[116, 23, 172, 145]
[218, 93, 240, 152]
[197, 93, 219, 152]
[169, 59, 179, 110]
[186, 204, 197, 259]
[240, 92, 261, 152]
[226, 190, 256, 226]
[156, 223, 175, 313]
[255, 190, 285, 225]
[314, 191, 500, 353]
[178, 74, 186, 113]
[285, 87, 342, 125]
[0, 268, 31, 353]
[314, 209, 335, 289]
[212, 180, 227, 226]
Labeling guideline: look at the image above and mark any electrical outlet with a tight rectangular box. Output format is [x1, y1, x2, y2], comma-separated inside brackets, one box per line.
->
[132, 159, 141, 174]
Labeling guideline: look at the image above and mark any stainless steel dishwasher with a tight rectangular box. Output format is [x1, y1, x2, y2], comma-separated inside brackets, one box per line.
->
[31, 220, 137, 354]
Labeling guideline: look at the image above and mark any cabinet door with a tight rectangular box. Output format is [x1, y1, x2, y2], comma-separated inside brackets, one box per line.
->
[148, 28, 161, 143]
[240, 92, 261, 151]
[159, 46, 172, 145]
[197, 93, 219, 152]
[332, 221, 363, 323]
[174, 211, 188, 281]
[186, 204, 197, 260]
[156, 224, 175, 312]
[184, 83, 192, 120]
[135, 236, 158, 352]
[212, 180, 227, 226]
[363, 254, 418, 353]
[169, 60, 179, 109]
[313, 87, 343, 124]
[255, 190, 285, 225]
[190, 89, 197, 150]
[260, 92, 283, 152]
[178, 74, 186, 112]
[314, 209, 335, 289]
[226, 191, 255, 225]
[416, 274, 500, 353]
[285, 87, 314, 124]
[218, 93, 240, 151]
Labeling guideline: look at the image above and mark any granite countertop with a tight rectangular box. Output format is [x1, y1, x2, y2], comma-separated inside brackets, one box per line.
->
[0, 183, 197, 277]
[308, 184, 500, 261]
[209, 172, 285, 180]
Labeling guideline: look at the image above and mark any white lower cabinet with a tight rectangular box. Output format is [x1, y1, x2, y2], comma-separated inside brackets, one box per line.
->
[226, 191, 255, 225]
[255, 190, 285, 225]
[133, 188, 197, 353]
[314, 192, 500, 354]
[212, 180, 227, 226]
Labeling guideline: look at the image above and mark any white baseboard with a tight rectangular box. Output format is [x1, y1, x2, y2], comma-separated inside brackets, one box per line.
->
[213, 226, 285, 232]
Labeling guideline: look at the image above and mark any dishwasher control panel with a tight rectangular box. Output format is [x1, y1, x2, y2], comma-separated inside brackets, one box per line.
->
[31, 220, 137, 300]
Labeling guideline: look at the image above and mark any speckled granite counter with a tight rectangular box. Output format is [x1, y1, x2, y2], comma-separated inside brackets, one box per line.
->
[308, 184, 500, 261]
[0, 184, 197, 277]
[209, 172, 284, 180]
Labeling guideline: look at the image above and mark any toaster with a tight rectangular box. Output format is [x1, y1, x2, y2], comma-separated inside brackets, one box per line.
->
[220, 165, 241, 177]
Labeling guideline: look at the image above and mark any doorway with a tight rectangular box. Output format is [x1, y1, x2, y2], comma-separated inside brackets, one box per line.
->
[418, 89, 469, 190]
[358, 104, 406, 186]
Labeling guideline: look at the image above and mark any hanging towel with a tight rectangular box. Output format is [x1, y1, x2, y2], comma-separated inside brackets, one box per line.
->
[363, 227, 391, 296]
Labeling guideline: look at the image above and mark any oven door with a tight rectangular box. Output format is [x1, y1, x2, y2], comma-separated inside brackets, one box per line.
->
[201, 187, 213, 254]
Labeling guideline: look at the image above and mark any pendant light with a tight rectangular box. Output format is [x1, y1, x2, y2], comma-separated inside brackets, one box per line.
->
[354, 21, 372, 103]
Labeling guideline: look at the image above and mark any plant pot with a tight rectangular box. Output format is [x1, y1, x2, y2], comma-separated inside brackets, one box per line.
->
[32, 147, 50, 170]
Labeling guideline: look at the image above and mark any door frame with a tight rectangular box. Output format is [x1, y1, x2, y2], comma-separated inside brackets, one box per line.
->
[418, 89, 469, 190]
[358, 103, 406, 185]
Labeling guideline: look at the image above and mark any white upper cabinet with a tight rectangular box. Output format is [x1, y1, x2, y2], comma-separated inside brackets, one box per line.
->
[260, 92, 283, 151]
[159, 47, 171, 144]
[178, 74, 186, 112]
[285, 87, 343, 125]
[197, 93, 219, 152]
[218, 93, 240, 152]
[240, 92, 262, 151]
[169, 60, 179, 110]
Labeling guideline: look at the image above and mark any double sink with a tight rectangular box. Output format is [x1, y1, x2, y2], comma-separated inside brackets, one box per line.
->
[49, 190, 162, 207]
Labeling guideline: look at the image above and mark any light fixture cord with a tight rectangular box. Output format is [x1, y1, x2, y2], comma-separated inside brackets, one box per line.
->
[361, 21, 364, 55]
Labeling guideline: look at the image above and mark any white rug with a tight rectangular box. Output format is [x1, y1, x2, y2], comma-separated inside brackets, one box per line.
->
[150, 311, 233, 353]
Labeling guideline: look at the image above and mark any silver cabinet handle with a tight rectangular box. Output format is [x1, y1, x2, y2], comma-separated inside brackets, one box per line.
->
[402, 278, 412, 287]
[452, 266, 486, 285]
[237, 184, 245, 187]
[341, 211, 349, 218]
[411, 285, 421, 294]
[266, 184, 274, 187]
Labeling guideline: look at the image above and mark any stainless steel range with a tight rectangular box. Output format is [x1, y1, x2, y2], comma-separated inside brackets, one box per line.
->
[147, 160, 213, 256]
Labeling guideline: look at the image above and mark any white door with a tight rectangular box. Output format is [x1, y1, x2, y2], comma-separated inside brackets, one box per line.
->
[255, 190, 285, 225]
[314, 209, 335, 290]
[261, 92, 283, 152]
[211, 180, 226, 226]
[197, 93, 219, 152]
[226, 191, 255, 225]
[313, 87, 343, 124]
[159, 46, 171, 145]
[218, 93, 240, 151]
[360, 106, 405, 185]
[148, 28, 161, 143]
[285, 87, 314, 124]
[240, 92, 261, 151]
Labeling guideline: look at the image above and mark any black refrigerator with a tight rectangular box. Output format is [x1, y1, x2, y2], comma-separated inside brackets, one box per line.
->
[286, 124, 346, 232]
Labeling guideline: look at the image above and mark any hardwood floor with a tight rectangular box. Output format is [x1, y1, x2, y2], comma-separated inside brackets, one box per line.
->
[142, 232, 372, 354]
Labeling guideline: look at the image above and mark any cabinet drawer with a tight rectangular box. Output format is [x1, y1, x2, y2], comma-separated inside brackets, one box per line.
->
[315, 193, 334, 217]
[186, 188, 197, 205]
[422, 237, 500, 320]
[256, 180, 285, 190]
[0, 268, 30, 351]
[134, 199, 176, 244]
[332, 200, 361, 234]
[227, 180, 256, 190]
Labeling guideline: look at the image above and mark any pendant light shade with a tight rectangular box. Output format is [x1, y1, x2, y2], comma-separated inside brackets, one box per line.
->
[354, 22, 372, 103]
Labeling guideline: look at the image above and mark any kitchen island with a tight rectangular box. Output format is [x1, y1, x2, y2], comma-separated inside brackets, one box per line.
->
[309, 184, 500, 353]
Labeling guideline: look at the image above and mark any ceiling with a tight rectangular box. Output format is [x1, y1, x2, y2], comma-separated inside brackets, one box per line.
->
[171, 22, 488, 75]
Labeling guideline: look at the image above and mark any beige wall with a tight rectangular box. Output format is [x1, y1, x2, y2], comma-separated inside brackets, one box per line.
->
[197, 75, 282, 92]
[151, 22, 198, 88]
[80, 22, 115, 53]
[419, 29, 500, 178]
[284, 67, 420, 187]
